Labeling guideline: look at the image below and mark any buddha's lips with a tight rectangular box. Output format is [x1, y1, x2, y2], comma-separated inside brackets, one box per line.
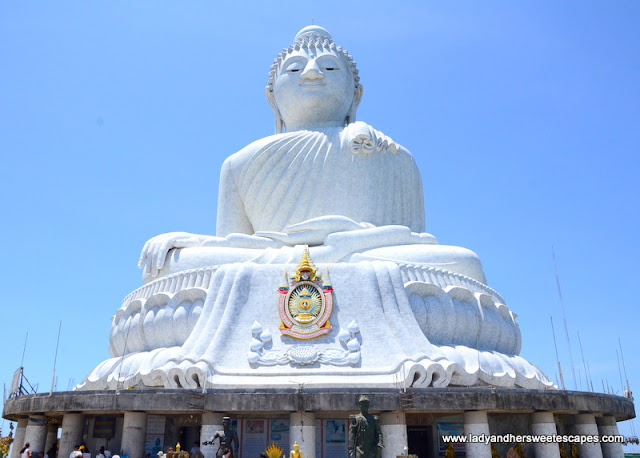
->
[300, 82, 326, 89]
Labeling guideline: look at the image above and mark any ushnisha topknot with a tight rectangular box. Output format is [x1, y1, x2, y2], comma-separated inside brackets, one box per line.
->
[266, 25, 360, 93]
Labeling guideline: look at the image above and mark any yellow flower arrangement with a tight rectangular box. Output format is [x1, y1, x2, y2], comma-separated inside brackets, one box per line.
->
[0, 424, 14, 458]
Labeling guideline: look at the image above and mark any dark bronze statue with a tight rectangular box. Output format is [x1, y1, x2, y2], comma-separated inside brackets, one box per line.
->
[348, 395, 384, 457]
[203, 417, 239, 458]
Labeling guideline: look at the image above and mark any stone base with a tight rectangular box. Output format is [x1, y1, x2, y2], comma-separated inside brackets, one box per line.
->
[84, 261, 551, 392]
[3, 387, 634, 458]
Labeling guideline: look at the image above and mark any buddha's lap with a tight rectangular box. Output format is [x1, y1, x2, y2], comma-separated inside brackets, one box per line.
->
[348, 244, 486, 283]
[143, 243, 486, 285]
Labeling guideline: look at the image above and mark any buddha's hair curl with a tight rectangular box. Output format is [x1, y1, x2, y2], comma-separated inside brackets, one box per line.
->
[266, 31, 360, 93]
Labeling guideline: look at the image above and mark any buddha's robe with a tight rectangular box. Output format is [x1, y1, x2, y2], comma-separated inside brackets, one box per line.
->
[148, 122, 487, 283]
[217, 123, 424, 236]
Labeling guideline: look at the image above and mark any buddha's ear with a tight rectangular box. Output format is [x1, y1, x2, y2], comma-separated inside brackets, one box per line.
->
[265, 87, 277, 111]
[265, 87, 284, 134]
[346, 85, 364, 125]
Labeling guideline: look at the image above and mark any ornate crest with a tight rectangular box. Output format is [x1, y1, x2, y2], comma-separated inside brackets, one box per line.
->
[278, 246, 333, 339]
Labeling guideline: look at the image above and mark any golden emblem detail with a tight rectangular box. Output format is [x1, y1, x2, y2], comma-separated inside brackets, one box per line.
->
[278, 246, 333, 339]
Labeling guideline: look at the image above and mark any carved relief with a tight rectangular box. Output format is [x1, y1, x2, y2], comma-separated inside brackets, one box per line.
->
[110, 286, 206, 356]
[248, 320, 361, 366]
[406, 281, 521, 355]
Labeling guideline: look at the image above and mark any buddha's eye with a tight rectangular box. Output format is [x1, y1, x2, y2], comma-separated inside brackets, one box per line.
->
[284, 61, 305, 73]
[317, 55, 341, 71]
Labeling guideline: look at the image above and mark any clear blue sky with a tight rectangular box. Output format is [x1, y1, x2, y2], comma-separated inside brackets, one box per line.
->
[1, 1, 639, 449]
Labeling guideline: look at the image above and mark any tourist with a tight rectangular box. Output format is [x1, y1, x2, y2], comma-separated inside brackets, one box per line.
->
[96, 447, 106, 458]
[20, 442, 31, 458]
[69, 445, 82, 458]
[189, 442, 203, 458]
[47, 445, 58, 458]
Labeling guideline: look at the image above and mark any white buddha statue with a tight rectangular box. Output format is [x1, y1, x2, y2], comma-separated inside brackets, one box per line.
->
[80, 26, 551, 391]
[137, 25, 485, 285]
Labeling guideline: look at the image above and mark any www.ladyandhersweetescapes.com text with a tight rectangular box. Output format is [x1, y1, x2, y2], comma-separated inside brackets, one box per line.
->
[442, 433, 625, 445]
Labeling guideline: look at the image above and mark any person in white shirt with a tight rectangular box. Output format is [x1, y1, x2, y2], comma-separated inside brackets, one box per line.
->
[20, 442, 32, 458]
[69, 445, 82, 458]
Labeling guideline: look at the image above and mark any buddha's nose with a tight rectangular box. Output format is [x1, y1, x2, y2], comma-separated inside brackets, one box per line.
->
[300, 59, 323, 80]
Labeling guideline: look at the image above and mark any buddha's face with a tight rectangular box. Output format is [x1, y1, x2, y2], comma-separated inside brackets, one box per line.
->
[274, 48, 356, 129]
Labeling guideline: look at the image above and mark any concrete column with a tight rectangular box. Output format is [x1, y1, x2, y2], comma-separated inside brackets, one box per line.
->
[463, 411, 491, 458]
[24, 416, 48, 455]
[200, 413, 223, 458]
[573, 414, 603, 458]
[531, 412, 561, 458]
[121, 412, 147, 458]
[290, 412, 315, 458]
[44, 423, 59, 454]
[597, 416, 624, 458]
[379, 411, 407, 458]
[10, 418, 28, 458]
[59, 414, 84, 458]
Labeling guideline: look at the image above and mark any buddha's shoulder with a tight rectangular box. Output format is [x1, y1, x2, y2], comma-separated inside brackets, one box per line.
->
[222, 132, 304, 170]
[223, 123, 415, 171]
[342, 121, 413, 158]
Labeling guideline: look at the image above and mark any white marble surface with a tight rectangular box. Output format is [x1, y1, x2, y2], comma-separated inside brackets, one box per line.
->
[79, 261, 550, 390]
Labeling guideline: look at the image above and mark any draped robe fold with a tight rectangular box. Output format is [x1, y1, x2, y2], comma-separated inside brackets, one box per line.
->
[217, 126, 425, 236]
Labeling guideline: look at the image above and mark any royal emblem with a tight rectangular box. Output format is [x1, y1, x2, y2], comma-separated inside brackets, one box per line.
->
[278, 246, 333, 339]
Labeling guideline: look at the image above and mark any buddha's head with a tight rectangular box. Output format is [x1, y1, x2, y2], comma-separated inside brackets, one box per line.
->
[266, 26, 363, 133]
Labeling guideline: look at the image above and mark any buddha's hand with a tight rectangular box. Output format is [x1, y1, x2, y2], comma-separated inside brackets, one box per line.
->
[138, 232, 206, 277]
[255, 215, 374, 246]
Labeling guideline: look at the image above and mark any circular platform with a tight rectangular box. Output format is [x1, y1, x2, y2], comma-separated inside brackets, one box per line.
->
[3, 387, 635, 420]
